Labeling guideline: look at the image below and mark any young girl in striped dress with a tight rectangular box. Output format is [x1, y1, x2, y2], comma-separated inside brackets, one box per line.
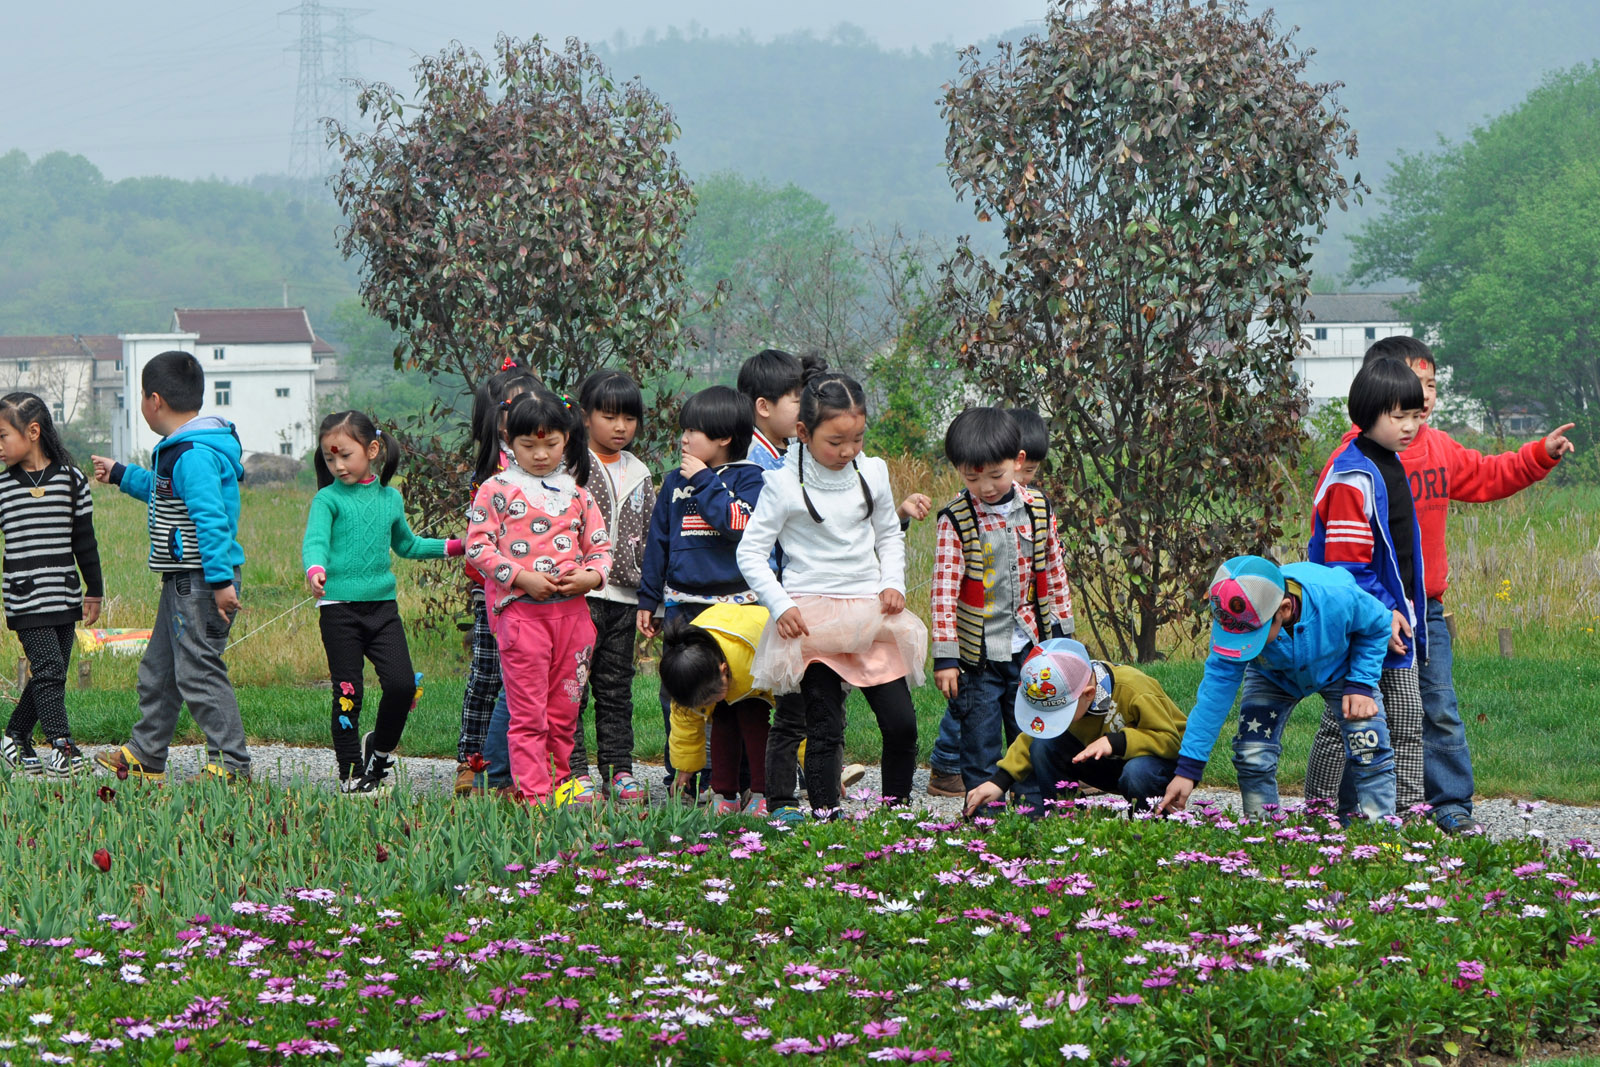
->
[0, 393, 103, 777]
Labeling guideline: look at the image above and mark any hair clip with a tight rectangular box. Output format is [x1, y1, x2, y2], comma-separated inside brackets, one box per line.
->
[500, 356, 518, 371]
[559, 393, 574, 409]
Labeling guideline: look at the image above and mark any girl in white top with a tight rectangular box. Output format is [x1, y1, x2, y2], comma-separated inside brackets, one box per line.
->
[736, 369, 927, 814]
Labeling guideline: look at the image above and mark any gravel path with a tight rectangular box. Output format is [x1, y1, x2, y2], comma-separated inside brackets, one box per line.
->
[91, 742, 1600, 844]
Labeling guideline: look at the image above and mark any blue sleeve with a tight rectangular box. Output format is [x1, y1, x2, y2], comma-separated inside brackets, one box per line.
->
[170, 449, 238, 587]
[691, 465, 762, 542]
[1174, 652, 1248, 783]
[1326, 555, 1398, 614]
[638, 475, 675, 613]
[1343, 589, 1392, 694]
[112, 462, 153, 503]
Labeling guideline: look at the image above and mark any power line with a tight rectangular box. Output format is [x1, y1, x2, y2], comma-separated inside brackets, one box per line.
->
[281, 1, 372, 197]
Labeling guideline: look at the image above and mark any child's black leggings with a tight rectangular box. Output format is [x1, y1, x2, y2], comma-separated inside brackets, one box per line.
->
[800, 662, 917, 811]
[7, 624, 77, 744]
[319, 601, 415, 779]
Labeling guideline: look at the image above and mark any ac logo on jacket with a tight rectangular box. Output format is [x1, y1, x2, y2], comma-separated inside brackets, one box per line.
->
[672, 486, 694, 503]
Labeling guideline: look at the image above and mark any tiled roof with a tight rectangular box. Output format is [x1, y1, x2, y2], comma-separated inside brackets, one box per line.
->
[311, 333, 337, 355]
[173, 307, 316, 345]
[0, 335, 121, 362]
[1303, 293, 1413, 325]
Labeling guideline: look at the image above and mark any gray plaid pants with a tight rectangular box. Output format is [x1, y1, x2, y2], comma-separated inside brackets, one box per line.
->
[1306, 665, 1423, 813]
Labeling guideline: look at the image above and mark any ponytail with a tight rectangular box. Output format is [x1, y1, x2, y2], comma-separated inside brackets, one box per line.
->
[503, 389, 590, 485]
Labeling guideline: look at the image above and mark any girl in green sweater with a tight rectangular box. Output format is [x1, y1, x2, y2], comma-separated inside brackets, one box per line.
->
[303, 411, 464, 792]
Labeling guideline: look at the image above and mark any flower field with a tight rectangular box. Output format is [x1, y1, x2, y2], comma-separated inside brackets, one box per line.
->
[3, 778, 1600, 1066]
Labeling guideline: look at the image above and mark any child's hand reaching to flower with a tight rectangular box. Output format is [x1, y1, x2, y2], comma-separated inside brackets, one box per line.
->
[1071, 736, 1114, 763]
[1545, 422, 1576, 460]
[964, 781, 1002, 817]
[879, 589, 905, 615]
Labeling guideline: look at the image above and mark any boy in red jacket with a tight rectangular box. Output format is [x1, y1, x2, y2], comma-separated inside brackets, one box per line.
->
[1319, 335, 1574, 833]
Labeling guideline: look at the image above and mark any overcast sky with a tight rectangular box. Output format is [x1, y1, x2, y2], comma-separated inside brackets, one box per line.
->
[3, 1, 1045, 181]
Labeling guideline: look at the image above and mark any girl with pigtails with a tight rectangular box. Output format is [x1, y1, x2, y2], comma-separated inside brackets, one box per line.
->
[303, 410, 464, 793]
[466, 390, 612, 804]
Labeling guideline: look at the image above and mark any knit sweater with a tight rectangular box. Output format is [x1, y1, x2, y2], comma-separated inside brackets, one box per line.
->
[0, 462, 104, 629]
[1323, 424, 1560, 601]
[466, 467, 612, 616]
[735, 446, 905, 620]
[301, 478, 460, 602]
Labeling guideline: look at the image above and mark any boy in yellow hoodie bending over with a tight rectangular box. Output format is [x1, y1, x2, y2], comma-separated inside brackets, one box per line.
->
[965, 638, 1186, 815]
[660, 604, 776, 816]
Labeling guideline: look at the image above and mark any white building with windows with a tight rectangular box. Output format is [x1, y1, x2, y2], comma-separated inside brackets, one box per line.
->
[1294, 293, 1415, 408]
[117, 308, 329, 462]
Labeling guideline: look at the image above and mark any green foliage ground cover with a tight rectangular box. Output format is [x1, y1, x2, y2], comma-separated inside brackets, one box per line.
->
[1, 778, 1598, 1064]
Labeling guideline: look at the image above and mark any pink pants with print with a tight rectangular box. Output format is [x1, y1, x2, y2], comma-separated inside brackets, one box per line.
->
[492, 597, 595, 801]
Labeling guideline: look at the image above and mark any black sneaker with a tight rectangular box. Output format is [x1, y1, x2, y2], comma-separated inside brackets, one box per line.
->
[341, 731, 394, 795]
[42, 739, 88, 778]
[0, 733, 40, 776]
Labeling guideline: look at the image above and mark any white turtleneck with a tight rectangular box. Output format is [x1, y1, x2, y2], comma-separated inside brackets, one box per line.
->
[735, 445, 906, 620]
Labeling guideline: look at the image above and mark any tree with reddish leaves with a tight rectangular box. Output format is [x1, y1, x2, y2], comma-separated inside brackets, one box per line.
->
[939, 0, 1361, 661]
[330, 35, 697, 538]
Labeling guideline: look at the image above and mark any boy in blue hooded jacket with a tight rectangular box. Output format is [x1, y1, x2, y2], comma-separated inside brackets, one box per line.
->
[90, 350, 250, 784]
[1157, 556, 1396, 822]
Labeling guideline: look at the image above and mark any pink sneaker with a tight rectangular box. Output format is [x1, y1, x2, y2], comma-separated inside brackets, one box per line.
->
[742, 794, 768, 817]
[609, 771, 647, 804]
[714, 796, 742, 816]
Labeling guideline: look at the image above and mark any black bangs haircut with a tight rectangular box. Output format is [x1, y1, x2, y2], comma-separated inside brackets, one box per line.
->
[504, 389, 590, 484]
[142, 350, 205, 412]
[315, 410, 398, 489]
[795, 366, 873, 523]
[1363, 334, 1437, 369]
[0, 392, 80, 484]
[1348, 357, 1426, 432]
[659, 614, 730, 709]
[944, 407, 1022, 470]
[1006, 407, 1050, 463]
[470, 369, 542, 490]
[735, 348, 803, 403]
[578, 368, 644, 420]
[679, 386, 754, 461]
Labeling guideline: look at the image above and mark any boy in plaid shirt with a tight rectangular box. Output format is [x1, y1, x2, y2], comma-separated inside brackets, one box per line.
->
[931, 407, 1074, 791]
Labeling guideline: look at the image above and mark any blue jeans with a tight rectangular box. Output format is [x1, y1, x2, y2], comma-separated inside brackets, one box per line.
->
[945, 654, 1026, 791]
[1031, 731, 1176, 805]
[484, 688, 511, 788]
[930, 708, 963, 776]
[1232, 668, 1396, 820]
[1420, 598, 1474, 823]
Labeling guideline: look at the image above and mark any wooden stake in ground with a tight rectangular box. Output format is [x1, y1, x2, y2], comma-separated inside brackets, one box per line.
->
[1498, 627, 1514, 659]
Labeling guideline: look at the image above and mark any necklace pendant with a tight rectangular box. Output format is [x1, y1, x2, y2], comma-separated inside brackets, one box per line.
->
[27, 487, 45, 498]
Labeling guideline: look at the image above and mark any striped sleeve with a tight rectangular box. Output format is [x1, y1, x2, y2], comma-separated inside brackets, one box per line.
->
[930, 513, 963, 660]
[1315, 482, 1375, 565]
[72, 473, 104, 598]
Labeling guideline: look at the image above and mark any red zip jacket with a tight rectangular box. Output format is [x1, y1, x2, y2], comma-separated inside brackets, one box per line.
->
[1321, 424, 1559, 601]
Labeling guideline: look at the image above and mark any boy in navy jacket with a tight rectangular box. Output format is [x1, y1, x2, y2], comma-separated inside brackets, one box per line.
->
[638, 386, 767, 793]
[91, 350, 250, 784]
[1309, 357, 1428, 818]
[1157, 556, 1396, 821]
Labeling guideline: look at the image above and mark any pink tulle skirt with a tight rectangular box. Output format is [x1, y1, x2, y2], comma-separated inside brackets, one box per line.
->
[751, 595, 928, 695]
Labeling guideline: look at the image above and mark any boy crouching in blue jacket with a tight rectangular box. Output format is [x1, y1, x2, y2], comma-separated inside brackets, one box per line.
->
[1157, 555, 1396, 821]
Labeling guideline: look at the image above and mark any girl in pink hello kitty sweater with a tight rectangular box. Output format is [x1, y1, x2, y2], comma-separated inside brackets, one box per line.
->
[466, 390, 612, 803]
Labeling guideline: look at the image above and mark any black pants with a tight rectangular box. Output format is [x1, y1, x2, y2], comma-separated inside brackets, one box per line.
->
[764, 691, 809, 809]
[570, 598, 638, 783]
[7, 624, 76, 744]
[319, 601, 415, 779]
[795, 662, 917, 812]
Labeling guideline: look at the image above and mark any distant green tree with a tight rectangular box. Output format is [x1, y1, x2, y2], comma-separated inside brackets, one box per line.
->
[939, 0, 1360, 662]
[0, 150, 356, 334]
[1351, 64, 1600, 440]
[684, 173, 867, 375]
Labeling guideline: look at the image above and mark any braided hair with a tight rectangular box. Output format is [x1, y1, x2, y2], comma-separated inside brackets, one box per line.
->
[794, 367, 872, 524]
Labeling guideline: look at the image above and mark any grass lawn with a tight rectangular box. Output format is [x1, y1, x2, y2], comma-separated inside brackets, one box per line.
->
[61, 652, 1600, 802]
